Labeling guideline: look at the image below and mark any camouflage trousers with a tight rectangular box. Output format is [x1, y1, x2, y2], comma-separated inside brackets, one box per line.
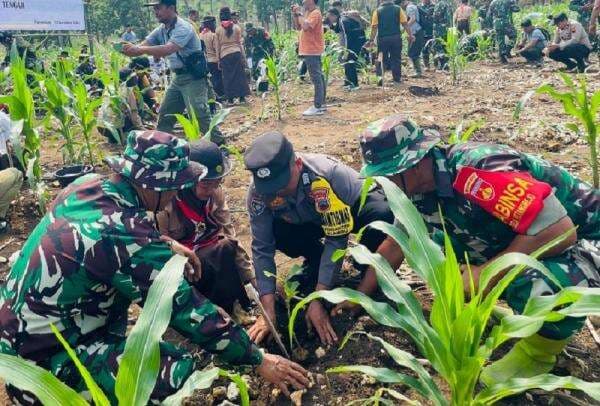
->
[494, 23, 517, 59]
[504, 239, 600, 340]
[6, 334, 196, 405]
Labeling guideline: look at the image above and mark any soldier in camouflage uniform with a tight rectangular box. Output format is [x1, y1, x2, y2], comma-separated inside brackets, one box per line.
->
[0, 131, 309, 404]
[245, 23, 275, 79]
[357, 115, 600, 385]
[432, 0, 453, 69]
[570, 0, 594, 30]
[487, 0, 519, 63]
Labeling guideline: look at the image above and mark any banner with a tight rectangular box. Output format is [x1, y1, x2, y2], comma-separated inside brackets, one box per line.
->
[0, 0, 86, 31]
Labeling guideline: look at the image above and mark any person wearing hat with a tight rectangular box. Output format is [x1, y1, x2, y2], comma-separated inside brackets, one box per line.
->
[357, 114, 600, 387]
[245, 22, 275, 79]
[157, 140, 254, 313]
[122, 0, 222, 142]
[200, 15, 225, 100]
[545, 12, 593, 72]
[0, 131, 309, 404]
[244, 132, 394, 346]
[516, 19, 547, 66]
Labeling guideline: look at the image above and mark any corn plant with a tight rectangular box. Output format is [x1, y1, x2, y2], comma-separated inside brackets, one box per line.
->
[440, 28, 468, 85]
[265, 55, 283, 120]
[448, 118, 485, 144]
[71, 78, 102, 166]
[0, 255, 250, 406]
[538, 73, 599, 188]
[473, 34, 494, 61]
[40, 74, 78, 164]
[289, 177, 600, 405]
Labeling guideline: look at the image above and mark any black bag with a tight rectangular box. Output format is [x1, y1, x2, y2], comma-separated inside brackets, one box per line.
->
[537, 27, 552, 42]
[177, 50, 209, 79]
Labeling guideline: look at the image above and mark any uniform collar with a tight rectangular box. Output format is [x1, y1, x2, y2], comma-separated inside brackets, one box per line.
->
[431, 147, 454, 198]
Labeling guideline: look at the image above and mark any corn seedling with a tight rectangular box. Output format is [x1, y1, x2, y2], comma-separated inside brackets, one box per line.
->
[265, 55, 283, 120]
[71, 78, 102, 166]
[441, 28, 468, 85]
[473, 34, 494, 61]
[537, 73, 600, 188]
[40, 74, 78, 164]
[0, 255, 250, 406]
[448, 118, 485, 144]
[289, 177, 600, 405]
[513, 90, 535, 122]
[174, 103, 202, 142]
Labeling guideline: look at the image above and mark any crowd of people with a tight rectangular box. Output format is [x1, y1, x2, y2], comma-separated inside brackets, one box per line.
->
[0, 0, 599, 404]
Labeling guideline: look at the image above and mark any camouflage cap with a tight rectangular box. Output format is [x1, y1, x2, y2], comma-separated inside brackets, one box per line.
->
[359, 115, 441, 177]
[105, 130, 207, 191]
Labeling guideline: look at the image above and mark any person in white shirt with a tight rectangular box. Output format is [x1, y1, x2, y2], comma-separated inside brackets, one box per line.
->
[546, 12, 592, 72]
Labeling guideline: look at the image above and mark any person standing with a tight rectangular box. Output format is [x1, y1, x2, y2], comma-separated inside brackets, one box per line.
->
[546, 12, 592, 72]
[420, 0, 435, 70]
[516, 19, 547, 66]
[570, 0, 594, 31]
[216, 7, 251, 105]
[292, 0, 326, 116]
[326, 8, 366, 89]
[200, 16, 224, 100]
[432, 0, 453, 69]
[487, 0, 519, 64]
[454, 0, 473, 36]
[122, 0, 216, 140]
[367, 0, 413, 85]
[401, 0, 425, 77]
[121, 25, 139, 43]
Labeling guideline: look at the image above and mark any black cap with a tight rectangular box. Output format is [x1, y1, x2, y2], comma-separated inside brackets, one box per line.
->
[203, 15, 216, 23]
[143, 0, 176, 7]
[521, 18, 532, 27]
[244, 132, 294, 195]
[189, 139, 232, 179]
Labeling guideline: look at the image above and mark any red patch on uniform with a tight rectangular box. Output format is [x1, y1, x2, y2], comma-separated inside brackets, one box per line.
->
[453, 167, 552, 234]
[311, 187, 331, 211]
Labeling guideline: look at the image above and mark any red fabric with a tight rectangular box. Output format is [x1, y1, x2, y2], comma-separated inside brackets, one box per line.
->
[453, 167, 552, 233]
[175, 198, 220, 250]
[221, 21, 234, 29]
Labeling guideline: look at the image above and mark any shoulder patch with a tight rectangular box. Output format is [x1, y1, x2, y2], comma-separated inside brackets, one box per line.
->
[250, 196, 266, 217]
[311, 177, 354, 237]
[453, 167, 552, 233]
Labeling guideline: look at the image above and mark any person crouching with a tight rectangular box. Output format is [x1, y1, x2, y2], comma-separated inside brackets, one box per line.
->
[157, 140, 254, 313]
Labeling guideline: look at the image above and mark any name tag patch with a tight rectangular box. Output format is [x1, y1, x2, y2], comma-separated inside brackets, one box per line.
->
[453, 167, 552, 233]
[311, 178, 354, 236]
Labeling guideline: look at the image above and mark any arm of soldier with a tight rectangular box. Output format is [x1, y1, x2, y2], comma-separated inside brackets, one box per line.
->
[464, 194, 577, 294]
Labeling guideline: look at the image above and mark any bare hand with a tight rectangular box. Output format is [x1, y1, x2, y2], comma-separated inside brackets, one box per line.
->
[461, 264, 482, 297]
[306, 301, 338, 345]
[331, 300, 361, 317]
[122, 43, 143, 57]
[256, 353, 310, 398]
[160, 236, 202, 282]
[247, 314, 272, 344]
[408, 34, 415, 44]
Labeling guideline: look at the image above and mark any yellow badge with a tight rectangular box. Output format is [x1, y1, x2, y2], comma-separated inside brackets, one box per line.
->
[311, 177, 354, 237]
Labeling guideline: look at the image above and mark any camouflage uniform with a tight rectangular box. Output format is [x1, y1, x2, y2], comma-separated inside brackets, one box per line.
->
[432, 0, 453, 68]
[569, 0, 593, 29]
[487, 0, 519, 61]
[358, 116, 600, 341]
[0, 131, 262, 404]
[246, 27, 275, 74]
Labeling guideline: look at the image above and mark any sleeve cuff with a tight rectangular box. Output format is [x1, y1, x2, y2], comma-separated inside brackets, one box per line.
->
[526, 193, 568, 236]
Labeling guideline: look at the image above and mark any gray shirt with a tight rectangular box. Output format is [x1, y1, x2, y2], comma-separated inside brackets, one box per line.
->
[525, 28, 546, 51]
[247, 153, 363, 296]
[406, 3, 421, 35]
[145, 16, 203, 70]
[122, 31, 138, 43]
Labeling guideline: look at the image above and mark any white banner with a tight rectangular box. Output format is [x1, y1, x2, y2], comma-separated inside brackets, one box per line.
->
[0, 0, 86, 31]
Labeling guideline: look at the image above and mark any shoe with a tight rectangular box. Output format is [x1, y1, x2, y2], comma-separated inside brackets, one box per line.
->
[302, 106, 324, 116]
[0, 219, 9, 235]
[343, 85, 359, 92]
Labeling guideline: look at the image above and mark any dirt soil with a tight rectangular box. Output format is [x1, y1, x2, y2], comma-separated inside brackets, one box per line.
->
[1, 58, 600, 405]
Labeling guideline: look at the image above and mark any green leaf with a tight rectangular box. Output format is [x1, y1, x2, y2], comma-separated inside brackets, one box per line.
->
[327, 365, 429, 399]
[219, 370, 250, 406]
[50, 324, 110, 406]
[475, 374, 600, 404]
[0, 353, 88, 406]
[161, 367, 220, 406]
[359, 177, 375, 213]
[115, 255, 188, 406]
